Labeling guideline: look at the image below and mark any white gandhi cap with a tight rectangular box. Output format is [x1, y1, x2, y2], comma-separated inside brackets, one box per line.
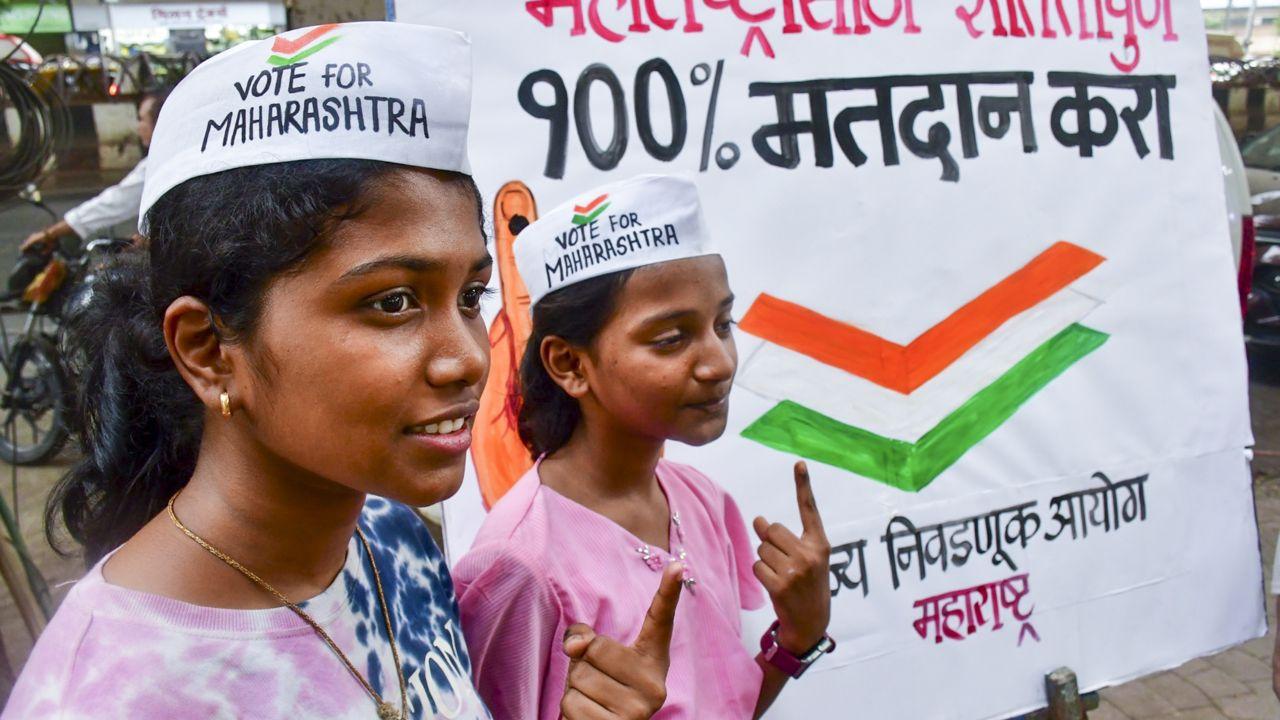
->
[514, 174, 718, 307]
[139, 21, 472, 230]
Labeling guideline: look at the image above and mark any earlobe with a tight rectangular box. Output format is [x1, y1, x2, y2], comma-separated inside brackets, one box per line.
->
[163, 296, 239, 415]
[540, 335, 591, 399]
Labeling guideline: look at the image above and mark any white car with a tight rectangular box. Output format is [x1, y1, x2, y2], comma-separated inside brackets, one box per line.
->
[1210, 101, 1262, 330]
[1219, 103, 1252, 279]
[0, 33, 42, 66]
[1235, 109, 1280, 342]
[1242, 121, 1280, 213]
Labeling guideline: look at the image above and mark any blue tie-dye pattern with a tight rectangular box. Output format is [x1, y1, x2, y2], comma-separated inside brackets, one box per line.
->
[344, 571, 372, 617]
[368, 651, 385, 698]
[341, 497, 490, 719]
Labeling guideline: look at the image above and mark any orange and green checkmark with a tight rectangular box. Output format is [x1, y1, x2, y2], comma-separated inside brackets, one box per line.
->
[572, 194, 610, 226]
[268, 24, 341, 67]
[740, 241, 1108, 492]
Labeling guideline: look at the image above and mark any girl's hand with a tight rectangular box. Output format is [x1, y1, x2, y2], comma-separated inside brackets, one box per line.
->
[560, 562, 684, 719]
[752, 461, 832, 654]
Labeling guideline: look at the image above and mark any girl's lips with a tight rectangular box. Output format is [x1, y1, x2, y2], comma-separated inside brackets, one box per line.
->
[405, 423, 473, 455]
[687, 396, 729, 412]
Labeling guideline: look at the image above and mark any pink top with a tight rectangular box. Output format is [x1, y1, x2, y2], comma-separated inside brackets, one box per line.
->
[454, 458, 767, 720]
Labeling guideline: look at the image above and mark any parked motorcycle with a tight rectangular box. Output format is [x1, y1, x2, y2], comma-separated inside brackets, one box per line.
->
[0, 237, 131, 464]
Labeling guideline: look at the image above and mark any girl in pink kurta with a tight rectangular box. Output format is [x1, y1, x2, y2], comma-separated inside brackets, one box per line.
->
[458, 458, 763, 718]
[455, 175, 837, 719]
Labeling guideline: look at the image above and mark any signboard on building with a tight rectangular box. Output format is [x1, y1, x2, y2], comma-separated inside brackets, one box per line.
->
[0, 2, 73, 34]
[104, 2, 278, 30]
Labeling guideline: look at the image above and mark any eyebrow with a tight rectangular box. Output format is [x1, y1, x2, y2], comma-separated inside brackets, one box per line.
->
[639, 293, 736, 326]
[338, 253, 493, 282]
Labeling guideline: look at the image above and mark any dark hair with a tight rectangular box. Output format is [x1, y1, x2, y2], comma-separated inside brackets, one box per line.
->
[47, 160, 484, 565]
[517, 269, 634, 458]
[138, 85, 172, 123]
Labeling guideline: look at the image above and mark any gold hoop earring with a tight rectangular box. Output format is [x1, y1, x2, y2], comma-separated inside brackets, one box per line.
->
[220, 391, 232, 418]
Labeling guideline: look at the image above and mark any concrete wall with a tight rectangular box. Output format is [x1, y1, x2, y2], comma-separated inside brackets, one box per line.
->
[287, 0, 385, 28]
[92, 104, 144, 172]
[1206, 7, 1280, 57]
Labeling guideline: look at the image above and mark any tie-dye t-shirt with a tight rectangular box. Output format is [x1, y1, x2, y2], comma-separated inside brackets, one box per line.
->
[2, 497, 490, 719]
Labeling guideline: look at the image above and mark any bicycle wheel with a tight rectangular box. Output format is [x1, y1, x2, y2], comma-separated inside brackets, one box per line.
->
[0, 334, 68, 465]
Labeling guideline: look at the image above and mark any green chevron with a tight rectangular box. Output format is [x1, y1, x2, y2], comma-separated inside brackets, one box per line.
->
[741, 323, 1109, 492]
[267, 36, 341, 67]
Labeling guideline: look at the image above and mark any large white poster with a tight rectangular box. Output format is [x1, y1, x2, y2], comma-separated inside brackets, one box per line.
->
[394, 2, 1265, 717]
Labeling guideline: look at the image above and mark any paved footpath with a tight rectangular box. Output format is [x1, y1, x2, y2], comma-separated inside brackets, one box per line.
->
[1092, 351, 1280, 720]
[1089, 480, 1280, 720]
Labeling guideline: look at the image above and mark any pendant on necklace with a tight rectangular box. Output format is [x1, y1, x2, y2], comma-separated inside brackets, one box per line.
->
[376, 702, 402, 720]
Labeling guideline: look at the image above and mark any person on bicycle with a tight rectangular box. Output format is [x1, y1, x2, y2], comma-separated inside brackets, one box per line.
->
[20, 87, 170, 254]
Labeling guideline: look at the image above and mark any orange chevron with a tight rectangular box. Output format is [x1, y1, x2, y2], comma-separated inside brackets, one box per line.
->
[573, 194, 608, 215]
[271, 23, 339, 54]
[739, 241, 1105, 394]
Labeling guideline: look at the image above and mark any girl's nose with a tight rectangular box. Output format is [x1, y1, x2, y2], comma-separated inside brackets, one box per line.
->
[425, 317, 489, 389]
[694, 334, 736, 384]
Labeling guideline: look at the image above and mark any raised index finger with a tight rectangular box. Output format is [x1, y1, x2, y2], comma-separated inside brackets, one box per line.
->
[631, 561, 684, 663]
[794, 461, 828, 543]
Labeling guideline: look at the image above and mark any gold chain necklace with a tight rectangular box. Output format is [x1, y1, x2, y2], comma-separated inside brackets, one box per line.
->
[167, 493, 409, 720]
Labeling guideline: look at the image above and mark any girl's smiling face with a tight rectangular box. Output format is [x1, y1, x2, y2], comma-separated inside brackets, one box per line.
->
[577, 255, 737, 447]
[231, 169, 492, 506]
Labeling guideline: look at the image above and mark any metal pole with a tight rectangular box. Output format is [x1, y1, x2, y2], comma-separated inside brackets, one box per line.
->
[0, 625, 15, 689]
[104, 4, 117, 55]
[1046, 667, 1084, 720]
[1244, 0, 1260, 52]
[0, 523, 45, 639]
[0, 475, 50, 620]
[1225, 0, 1236, 36]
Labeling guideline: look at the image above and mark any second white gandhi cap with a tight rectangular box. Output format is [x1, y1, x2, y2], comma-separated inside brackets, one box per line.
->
[140, 21, 472, 229]
[514, 174, 717, 307]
